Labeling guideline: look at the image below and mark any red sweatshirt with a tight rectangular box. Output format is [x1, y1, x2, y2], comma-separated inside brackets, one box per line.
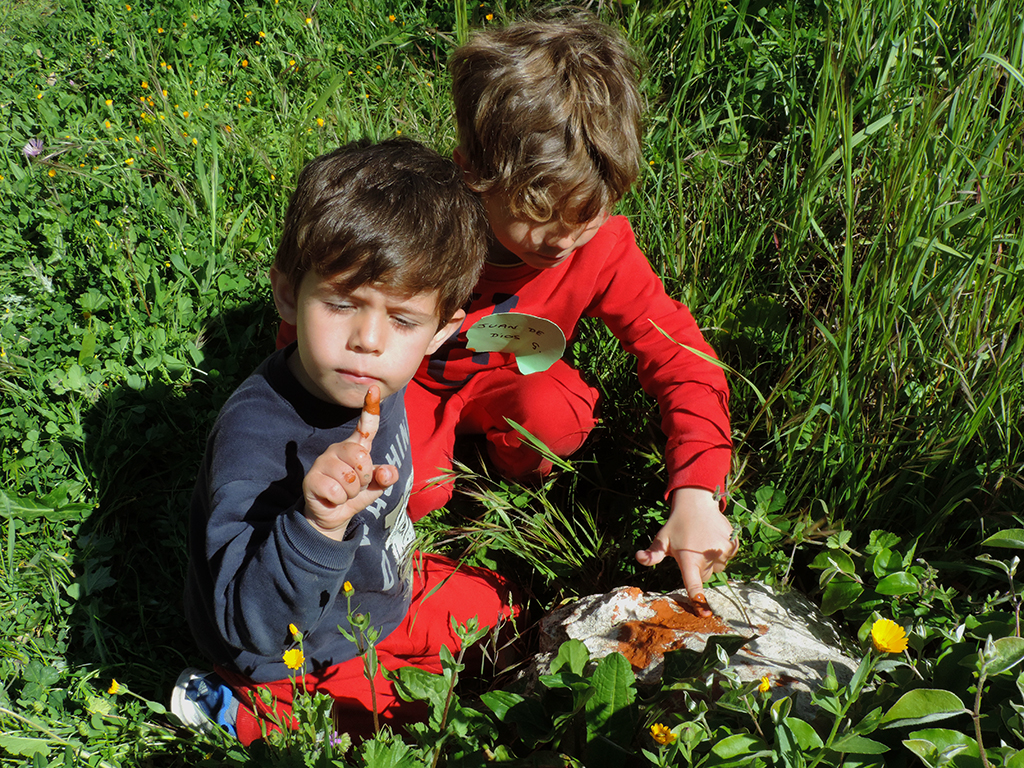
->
[415, 215, 732, 497]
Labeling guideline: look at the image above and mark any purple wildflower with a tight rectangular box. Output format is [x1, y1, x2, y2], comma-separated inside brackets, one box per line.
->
[23, 138, 45, 158]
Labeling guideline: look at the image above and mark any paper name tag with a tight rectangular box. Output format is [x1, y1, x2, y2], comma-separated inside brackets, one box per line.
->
[466, 312, 566, 375]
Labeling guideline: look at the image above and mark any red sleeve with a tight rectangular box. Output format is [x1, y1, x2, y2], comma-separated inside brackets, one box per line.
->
[584, 218, 732, 500]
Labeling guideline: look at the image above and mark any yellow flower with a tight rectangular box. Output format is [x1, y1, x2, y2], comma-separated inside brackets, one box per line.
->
[259, 31, 266, 37]
[305, 16, 312, 24]
[108, 679, 121, 694]
[192, 137, 198, 145]
[485, 13, 493, 20]
[125, 3, 131, 9]
[37, 92, 43, 99]
[105, 99, 113, 106]
[47, 169, 55, 177]
[343, 581, 354, 596]
[104, 120, 111, 129]
[283, 648, 305, 670]
[758, 675, 771, 692]
[241, 59, 248, 67]
[316, 117, 324, 127]
[289, 59, 296, 66]
[157, 27, 163, 33]
[289, 623, 300, 638]
[125, 158, 134, 165]
[141, 81, 148, 89]
[650, 723, 677, 746]
[388, 14, 396, 21]
[871, 619, 908, 653]
[224, 125, 232, 133]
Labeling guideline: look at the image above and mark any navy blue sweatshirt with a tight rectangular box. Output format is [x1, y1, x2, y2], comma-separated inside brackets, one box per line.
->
[184, 345, 415, 683]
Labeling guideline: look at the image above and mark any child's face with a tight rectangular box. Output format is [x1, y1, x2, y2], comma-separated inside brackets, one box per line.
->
[272, 268, 463, 409]
[481, 190, 609, 270]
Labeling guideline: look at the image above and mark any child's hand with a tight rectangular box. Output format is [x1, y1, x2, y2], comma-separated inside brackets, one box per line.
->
[302, 386, 398, 541]
[634, 487, 738, 617]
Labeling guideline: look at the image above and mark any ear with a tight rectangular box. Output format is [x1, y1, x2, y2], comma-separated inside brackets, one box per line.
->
[270, 267, 299, 326]
[452, 146, 480, 188]
[426, 308, 466, 355]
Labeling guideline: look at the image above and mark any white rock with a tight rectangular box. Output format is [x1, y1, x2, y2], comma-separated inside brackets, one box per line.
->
[533, 582, 861, 719]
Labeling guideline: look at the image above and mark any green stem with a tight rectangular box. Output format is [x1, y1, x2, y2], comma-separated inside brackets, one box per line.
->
[974, 673, 992, 768]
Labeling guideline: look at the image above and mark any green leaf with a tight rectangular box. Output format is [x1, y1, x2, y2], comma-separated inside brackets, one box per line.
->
[550, 639, 589, 675]
[784, 717, 824, 750]
[821, 577, 863, 615]
[980, 529, 1024, 550]
[479, 689, 523, 721]
[584, 653, 636, 768]
[880, 690, 968, 729]
[875, 572, 921, 596]
[711, 733, 771, 759]
[829, 733, 889, 754]
[0, 735, 50, 757]
[392, 666, 447, 711]
[981, 636, 1024, 677]
[907, 729, 982, 768]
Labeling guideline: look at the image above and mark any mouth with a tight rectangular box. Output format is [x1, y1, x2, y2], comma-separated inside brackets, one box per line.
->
[337, 370, 380, 386]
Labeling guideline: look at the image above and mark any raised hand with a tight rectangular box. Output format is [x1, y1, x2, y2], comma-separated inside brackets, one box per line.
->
[635, 487, 738, 617]
[302, 386, 398, 541]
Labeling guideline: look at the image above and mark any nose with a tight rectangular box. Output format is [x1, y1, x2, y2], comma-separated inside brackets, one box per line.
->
[543, 222, 585, 251]
[348, 311, 384, 354]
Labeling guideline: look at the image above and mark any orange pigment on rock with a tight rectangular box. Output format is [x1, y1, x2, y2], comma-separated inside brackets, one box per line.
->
[616, 595, 730, 672]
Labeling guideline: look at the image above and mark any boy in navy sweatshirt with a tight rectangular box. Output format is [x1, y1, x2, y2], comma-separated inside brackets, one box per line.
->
[174, 138, 515, 744]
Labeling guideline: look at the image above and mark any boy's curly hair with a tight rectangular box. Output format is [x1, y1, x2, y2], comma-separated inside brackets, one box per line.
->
[451, 9, 644, 224]
[274, 138, 488, 324]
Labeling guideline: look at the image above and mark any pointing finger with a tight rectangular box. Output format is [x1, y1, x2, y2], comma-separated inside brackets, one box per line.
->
[349, 385, 381, 450]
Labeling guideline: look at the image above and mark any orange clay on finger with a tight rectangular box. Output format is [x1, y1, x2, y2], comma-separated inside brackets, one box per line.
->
[363, 388, 380, 415]
[344, 472, 357, 484]
[692, 593, 711, 612]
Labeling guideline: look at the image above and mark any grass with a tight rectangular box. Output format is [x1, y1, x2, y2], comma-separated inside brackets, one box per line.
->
[0, 0, 1022, 764]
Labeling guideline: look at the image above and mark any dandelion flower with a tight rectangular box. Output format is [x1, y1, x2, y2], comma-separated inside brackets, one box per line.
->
[125, 158, 134, 165]
[37, 92, 43, 99]
[125, 3, 131, 9]
[157, 27, 164, 33]
[283, 648, 305, 670]
[305, 16, 312, 24]
[105, 120, 112, 129]
[141, 81, 148, 89]
[650, 723, 676, 745]
[316, 117, 324, 127]
[192, 137, 198, 145]
[758, 675, 771, 692]
[108, 679, 121, 694]
[259, 31, 266, 37]
[241, 59, 248, 67]
[105, 98, 113, 106]
[289, 623, 300, 638]
[224, 125, 232, 133]
[485, 13, 493, 20]
[47, 169, 55, 177]
[343, 581, 354, 596]
[871, 619, 908, 653]
[389, 14, 396, 21]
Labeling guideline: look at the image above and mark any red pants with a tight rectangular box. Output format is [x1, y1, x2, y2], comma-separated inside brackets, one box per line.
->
[405, 361, 600, 521]
[216, 553, 518, 746]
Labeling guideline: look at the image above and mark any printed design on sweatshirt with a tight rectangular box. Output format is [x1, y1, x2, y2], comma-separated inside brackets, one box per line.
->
[357, 418, 415, 596]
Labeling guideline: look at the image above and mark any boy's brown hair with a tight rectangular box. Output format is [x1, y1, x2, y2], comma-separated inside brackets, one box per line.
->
[450, 9, 644, 225]
[274, 137, 488, 324]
